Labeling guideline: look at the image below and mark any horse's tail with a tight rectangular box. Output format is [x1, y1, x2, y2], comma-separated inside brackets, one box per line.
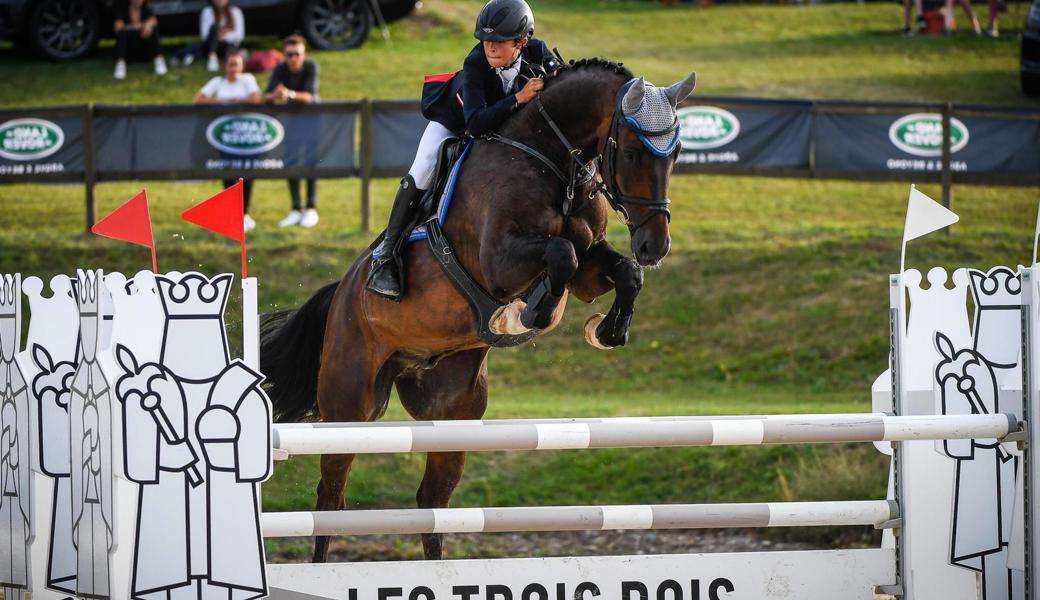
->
[259, 281, 339, 423]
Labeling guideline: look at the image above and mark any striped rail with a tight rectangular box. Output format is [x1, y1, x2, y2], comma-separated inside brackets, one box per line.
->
[261, 500, 898, 538]
[271, 413, 1018, 456]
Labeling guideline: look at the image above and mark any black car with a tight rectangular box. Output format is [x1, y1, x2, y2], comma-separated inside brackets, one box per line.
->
[0, 0, 418, 60]
[1024, 0, 1040, 95]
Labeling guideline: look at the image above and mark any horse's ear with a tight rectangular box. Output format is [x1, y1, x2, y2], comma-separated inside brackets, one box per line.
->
[622, 77, 645, 114]
[665, 72, 697, 107]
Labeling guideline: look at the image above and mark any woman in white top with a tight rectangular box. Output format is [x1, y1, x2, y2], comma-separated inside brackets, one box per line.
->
[194, 52, 261, 231]
[199, 0, 245, 72]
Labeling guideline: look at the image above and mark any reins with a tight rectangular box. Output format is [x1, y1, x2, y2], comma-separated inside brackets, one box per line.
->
[484, 77, 674, 232]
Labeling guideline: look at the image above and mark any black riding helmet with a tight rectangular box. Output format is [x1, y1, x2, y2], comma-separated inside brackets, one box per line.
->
[474, 0, 535, 42]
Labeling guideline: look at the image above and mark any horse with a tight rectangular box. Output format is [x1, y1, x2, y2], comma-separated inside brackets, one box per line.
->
[259, 58, 696, 562]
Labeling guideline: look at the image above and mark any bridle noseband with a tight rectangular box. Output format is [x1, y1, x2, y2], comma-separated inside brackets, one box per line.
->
[484, 77, 675, 233]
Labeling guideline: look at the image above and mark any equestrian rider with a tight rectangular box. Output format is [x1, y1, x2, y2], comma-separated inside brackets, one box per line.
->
[366, 0, 559, 299]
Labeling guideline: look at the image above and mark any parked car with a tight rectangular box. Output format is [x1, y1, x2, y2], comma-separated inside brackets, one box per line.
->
[0, 0, 418, 60]
[1024, 0, 1040, 96]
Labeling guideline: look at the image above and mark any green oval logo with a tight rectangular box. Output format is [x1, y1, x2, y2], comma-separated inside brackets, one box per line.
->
[889, 113, 969, 157]
[206, 113, 284, 156]
[0, 118, 65, 161]
[677, 106, 740, 150]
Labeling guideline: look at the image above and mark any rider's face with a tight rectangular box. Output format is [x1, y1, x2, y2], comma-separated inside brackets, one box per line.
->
[483, 39, 523, 68]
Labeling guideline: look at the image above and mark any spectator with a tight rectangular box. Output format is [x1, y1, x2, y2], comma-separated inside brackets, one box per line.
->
[901, 0, 926, 35]
[194, 52, 261, 231]
[265, 34, 320, 228]
[113, 0, 167, 80]
[945, 0, 983, 34]
[199, 0, 245, 72]
[984, 0, 1000, 36]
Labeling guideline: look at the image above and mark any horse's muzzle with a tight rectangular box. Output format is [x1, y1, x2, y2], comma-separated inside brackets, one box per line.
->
[633, 233, 670, 267]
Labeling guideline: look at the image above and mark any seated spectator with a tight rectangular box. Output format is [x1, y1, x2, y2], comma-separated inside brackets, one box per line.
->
[113, 0, 167, 79]
[194, 52, 261, 231]
[199, 0, 245, 72]
[265, 34, 321, 228]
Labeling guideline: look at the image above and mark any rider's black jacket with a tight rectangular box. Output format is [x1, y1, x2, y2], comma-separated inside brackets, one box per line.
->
[421, 39, 555, 137]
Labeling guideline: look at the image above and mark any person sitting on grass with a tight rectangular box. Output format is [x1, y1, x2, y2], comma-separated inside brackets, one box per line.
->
[194, 52, 261, 232]
[113, 0, 167, 80]
[198, 0, 245, 72]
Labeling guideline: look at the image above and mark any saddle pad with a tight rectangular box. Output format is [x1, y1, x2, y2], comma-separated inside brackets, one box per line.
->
[373, 139, 474, 259]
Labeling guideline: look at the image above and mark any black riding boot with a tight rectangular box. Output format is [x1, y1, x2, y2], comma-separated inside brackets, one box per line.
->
[366, 175, 424, 299]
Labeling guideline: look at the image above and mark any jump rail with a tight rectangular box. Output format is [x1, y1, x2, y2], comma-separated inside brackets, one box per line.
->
[261, 500, 898, 538]
[271, 412, 1019, 455]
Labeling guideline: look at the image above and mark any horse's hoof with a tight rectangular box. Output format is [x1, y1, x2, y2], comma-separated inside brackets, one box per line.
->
[584, 314, 613, 350]
[490, 299, 531, 336]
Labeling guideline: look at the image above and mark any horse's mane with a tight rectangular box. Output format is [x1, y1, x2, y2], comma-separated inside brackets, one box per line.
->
[561, 57, 634, 79]
[545, 57, 634, 87]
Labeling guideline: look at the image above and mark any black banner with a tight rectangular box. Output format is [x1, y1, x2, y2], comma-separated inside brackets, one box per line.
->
[371, 104, 426, 173]
[0, 111, 85, 179]
[1, 100, 1036, 185]
[814, 107, 1040, 177]
[675, 99, 812, 170]
[97, 106, 355, 177]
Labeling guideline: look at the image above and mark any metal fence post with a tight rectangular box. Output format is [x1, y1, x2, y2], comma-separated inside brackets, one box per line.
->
[83, 103, 97, 232]
[359, 99, 373, 234]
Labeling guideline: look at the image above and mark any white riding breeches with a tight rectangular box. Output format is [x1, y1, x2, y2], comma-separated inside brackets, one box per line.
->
[407, 121, 456, 190]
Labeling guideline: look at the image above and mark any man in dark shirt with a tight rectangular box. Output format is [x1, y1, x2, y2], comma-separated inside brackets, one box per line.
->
[265, 34, 320, 228]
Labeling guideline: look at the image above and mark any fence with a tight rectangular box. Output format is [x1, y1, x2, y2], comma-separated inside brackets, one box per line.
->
[1, 97, 1037, 231]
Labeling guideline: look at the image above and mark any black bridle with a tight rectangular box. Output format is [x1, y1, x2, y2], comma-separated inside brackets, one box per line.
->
[600, 79, 677, 232]
[484, 77, 675, 233]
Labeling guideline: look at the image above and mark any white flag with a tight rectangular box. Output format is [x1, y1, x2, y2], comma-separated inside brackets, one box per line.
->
[903, 185, 959, 242]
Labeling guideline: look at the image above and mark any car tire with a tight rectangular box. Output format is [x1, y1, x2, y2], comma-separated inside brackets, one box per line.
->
[29, 0, 100, 60]
[1023, 71, 1040, 97]
[300, 0, 371, 50]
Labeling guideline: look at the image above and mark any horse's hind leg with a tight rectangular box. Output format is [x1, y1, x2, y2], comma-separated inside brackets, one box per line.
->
[312, 333, 397, 562]
[396, 348, 490, 559]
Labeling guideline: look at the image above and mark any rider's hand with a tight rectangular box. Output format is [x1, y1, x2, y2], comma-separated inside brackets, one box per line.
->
[515, 76, 545, 105]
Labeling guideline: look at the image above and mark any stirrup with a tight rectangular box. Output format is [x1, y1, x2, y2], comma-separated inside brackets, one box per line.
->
[366, 256, 403, 300]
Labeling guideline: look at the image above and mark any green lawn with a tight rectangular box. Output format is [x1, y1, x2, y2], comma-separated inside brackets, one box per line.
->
[1, 0, 1037, 106]
[2, 0, 1038, 558]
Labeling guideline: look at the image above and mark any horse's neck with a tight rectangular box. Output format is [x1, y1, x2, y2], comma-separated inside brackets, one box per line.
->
[502, 73, 620, 161]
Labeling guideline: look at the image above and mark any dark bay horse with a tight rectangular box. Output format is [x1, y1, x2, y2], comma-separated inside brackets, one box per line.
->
[260, 58, 696, 562]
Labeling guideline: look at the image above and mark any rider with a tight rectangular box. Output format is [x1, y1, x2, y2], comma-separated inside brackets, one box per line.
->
[366, 0, 559, 300]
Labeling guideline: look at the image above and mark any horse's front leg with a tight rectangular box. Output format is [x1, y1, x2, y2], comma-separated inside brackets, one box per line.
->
[570, 240, 643, 349]
[488, 235, 578, 335]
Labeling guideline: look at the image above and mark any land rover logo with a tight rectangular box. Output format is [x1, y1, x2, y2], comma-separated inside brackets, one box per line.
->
[677, 106, 740, 150]
[0, 118, 65, 161]
[888, 113, 969, 157]
[206, 113, 284, 156]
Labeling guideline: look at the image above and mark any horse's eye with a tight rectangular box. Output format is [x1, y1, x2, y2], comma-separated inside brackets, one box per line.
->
[623, 149, 637, 162]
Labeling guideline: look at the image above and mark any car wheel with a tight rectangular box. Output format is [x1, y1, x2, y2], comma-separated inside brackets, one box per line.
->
[1024, 71, 1040, 97]
[301, 0, 371, 50]
[29, 0, 99, 60]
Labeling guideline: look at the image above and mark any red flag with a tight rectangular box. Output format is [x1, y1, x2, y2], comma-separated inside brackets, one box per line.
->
[181, 179, 248, 277]
[181, 179, 244, 242]
[92, 190, 157, 271]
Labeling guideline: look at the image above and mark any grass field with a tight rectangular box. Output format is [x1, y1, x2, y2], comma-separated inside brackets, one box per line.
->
[2, 0, 1038, 559]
